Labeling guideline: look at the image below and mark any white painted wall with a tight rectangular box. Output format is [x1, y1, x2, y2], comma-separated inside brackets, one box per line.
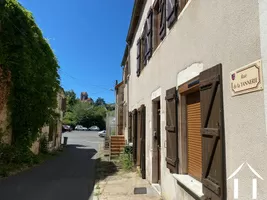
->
[127, 0, 266, 199]
[259, 0, 267, 132]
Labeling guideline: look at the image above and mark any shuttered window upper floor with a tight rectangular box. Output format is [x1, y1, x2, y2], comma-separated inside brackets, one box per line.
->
[135, 0, 190, 77]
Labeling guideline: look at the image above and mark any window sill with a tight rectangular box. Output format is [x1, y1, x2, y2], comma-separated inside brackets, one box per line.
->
[172, 174, 204, 200]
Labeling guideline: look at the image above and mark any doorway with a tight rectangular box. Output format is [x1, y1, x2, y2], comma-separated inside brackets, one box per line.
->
[152, 100, 161, 184]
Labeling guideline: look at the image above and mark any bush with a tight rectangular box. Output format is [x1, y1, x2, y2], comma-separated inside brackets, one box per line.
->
[118, 146, 133, 171]
[0, 143, 36, 165]
[0, 143, 16, 164]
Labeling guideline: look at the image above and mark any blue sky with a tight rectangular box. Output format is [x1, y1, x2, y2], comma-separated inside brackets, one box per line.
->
[19, 0, 133, 103]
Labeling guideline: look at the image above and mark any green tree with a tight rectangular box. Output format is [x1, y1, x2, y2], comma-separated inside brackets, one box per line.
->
[62, 91, 108, 130]
[62, 111, 76, 127]
[95, 97, 106, 106]
[65, 90, 77, 110]
[106, 103, 115, 111]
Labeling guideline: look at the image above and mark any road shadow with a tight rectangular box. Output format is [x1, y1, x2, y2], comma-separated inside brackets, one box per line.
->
[94, 157, 118, 183]
[0, 144, 100, 200]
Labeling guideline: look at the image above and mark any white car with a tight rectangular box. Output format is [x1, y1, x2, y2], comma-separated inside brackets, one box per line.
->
[98, 130, 106, 137]
[75, 125, 87, 131]
[88, 126, 100, 131]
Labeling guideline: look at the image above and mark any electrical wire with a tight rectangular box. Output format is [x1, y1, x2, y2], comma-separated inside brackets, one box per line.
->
[4, 14, 115, 94]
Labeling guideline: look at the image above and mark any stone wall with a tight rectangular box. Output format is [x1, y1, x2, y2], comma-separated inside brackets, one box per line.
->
[0, 67, 12, 144]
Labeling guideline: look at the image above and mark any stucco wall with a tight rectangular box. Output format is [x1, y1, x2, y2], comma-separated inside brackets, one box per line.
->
[128, 0, 266, 199]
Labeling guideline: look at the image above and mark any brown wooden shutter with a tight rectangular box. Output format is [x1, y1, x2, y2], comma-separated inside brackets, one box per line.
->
[128, 112, 132, 143]
[179, 0, 189, 15]
[146, 9, 153, 60]
[136, 39, 141, 77]
[159, 0, 166, 40]
[166, 0, 178, 28]
[142, 24, 147, 67]
[200, 64, 226, 200]
[132, 109, 138, 164]
[165, 87, 178, 173]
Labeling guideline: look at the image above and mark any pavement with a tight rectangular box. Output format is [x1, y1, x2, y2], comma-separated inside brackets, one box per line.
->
[95, 171, 162, 200]
[0, 131, 104, 200]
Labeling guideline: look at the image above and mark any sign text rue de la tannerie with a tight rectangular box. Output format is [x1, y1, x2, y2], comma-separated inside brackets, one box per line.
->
[230, 60, 263, 96]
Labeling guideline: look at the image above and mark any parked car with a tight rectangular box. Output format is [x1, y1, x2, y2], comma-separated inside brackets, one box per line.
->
[98, 130, 106, 137]
[75, 125, 88, 131]
[62, 125, 72, 132]
[88, 126, 100, 131]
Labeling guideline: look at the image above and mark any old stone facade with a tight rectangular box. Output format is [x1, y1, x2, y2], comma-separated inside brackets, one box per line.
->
[115, 81, 125, 135]
[31, 88, 66, 154]
[0, 68, 11, 144]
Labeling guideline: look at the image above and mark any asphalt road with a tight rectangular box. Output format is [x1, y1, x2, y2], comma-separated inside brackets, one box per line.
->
[0, 131, 104, 200]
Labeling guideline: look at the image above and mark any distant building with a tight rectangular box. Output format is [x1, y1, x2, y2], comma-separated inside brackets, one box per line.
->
[80, 92, 93, 104]
[80, 92, 88, 101]
[115, 81, 125, 135]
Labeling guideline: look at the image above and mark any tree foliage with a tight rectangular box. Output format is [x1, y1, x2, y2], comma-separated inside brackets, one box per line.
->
[0, 0, 60, 147]
[63, 98, 109, 130]
[63, 89, 117, 130]
[95, 97, 106, 106]
[65, 90, 77, 110]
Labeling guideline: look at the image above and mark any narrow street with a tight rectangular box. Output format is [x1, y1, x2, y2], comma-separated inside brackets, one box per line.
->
[0, 131, 103, 200]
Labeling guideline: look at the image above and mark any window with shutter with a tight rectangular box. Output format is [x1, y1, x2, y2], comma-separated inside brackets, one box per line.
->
[199, 64, 226, 200]
[165, 87, 178, 173]
[166, 0, 178, 28]
[159, 0, 166, 40]
[146, 9, 153, 60]
[136, 39, 141, 77]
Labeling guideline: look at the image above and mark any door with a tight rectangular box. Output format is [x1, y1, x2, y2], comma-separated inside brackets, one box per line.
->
[132, 109, 137, 165]
[156, 101, 161, 184]
[140, 105, 146, 179]
[137, 109, 141, 166]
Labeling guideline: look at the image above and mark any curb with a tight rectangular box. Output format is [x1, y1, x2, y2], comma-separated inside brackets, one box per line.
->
[92, 143, 104, 200]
